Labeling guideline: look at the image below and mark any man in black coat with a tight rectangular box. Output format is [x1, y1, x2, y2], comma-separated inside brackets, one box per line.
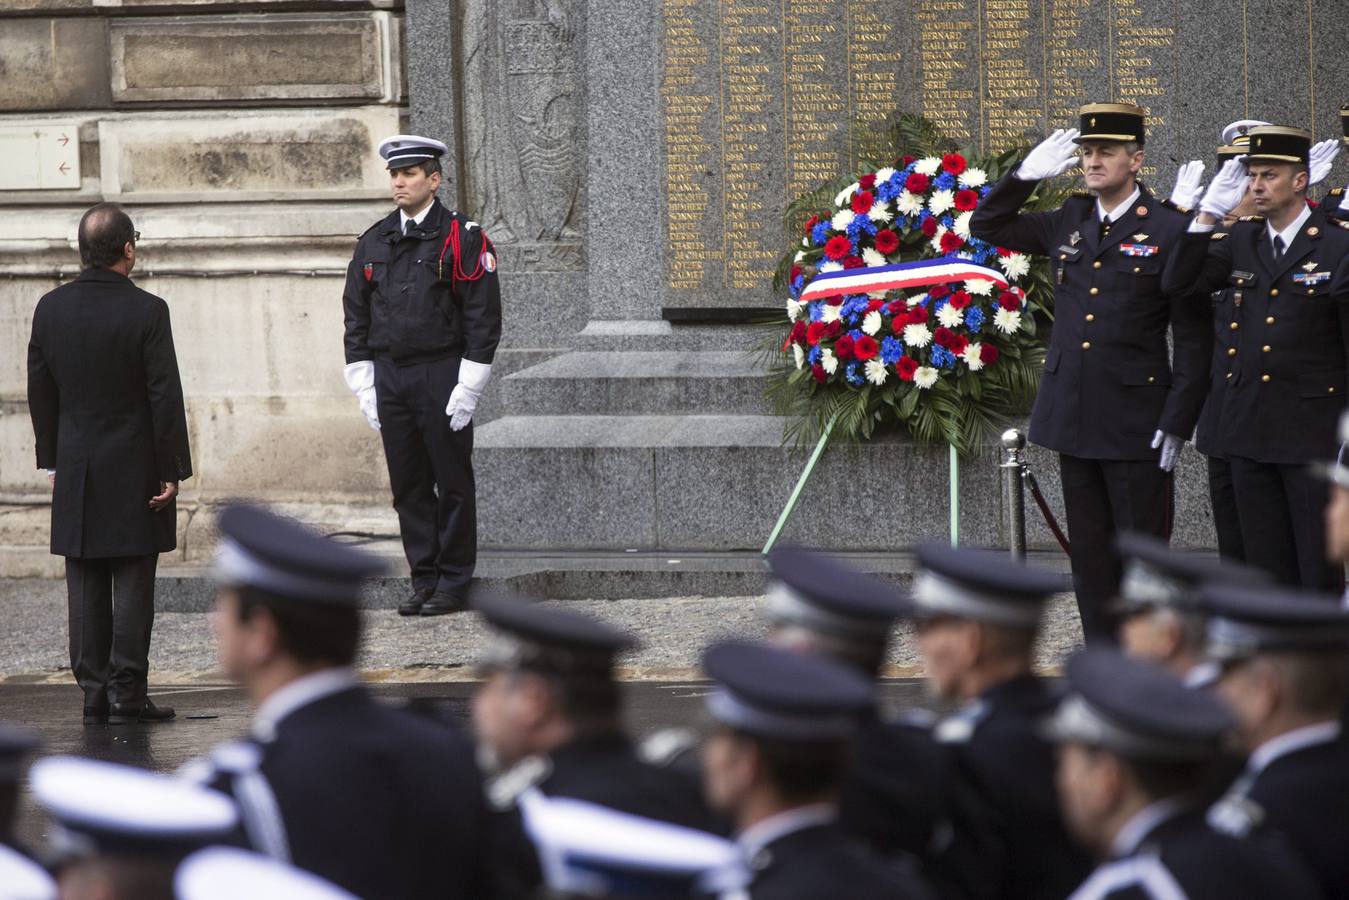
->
[27, 203, 191, 725]
[341, 135, 503, 617]
[970, 104, 1210, 642]
[1162, 127, 1349, 589]
[182, 504, 495, 900]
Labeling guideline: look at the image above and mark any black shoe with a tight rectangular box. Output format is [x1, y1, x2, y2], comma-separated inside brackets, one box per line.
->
[420, 590, 468, 616]
[399, 587, 435, 617]
[83, 699, 108, 725]
[108, 698, 176, 724]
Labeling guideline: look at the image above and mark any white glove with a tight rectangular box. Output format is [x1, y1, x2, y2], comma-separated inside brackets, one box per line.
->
[342, 361, 380, 432]
[1340, 187, 1349, 213]
[446, 359, 491, 432]
[1015, 128, 1082, 181]
[1168, 160, 1206, 210]
[1309, 139, 1340, 187]
[1198, 157, 1249, 219]
[1151, 430, 1184, 473]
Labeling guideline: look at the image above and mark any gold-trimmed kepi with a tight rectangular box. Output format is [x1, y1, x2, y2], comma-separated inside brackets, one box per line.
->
[1075, 102, 1146, 145]
[1216, 134, 1251, 164]
[1246, 125, 1312, 165]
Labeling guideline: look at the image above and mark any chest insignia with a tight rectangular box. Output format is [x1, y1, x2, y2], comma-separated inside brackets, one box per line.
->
[1119, 243, 1159, 257]
[362, 262, 373, 282]
[1293, 271, 1332, 286]
[1133, 233, 1148, 242]
[1069, 230, 1082, 246]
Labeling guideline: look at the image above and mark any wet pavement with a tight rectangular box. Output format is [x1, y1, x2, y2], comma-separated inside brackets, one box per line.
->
[4, 679, 934, 852]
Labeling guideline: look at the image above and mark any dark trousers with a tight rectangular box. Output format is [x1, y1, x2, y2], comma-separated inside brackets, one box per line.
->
[66, 554, 157, 706]
[1207, 455, 1246, 562]
[375, 356, 476, 596]
[1058, 454, 1171, 643]
[1227, 456, 1342, 591]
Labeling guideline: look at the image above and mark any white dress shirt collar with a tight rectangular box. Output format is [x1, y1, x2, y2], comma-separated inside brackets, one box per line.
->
[1248, 720, 1341, 775]
[1110, 794, 1194, 857]
[737, 803, 836, 858]
[1266, 203, 1312, 254]
[252, 667, 360, 743]
[400, 198, 435, 232]
[1098, 186, 1141, 223]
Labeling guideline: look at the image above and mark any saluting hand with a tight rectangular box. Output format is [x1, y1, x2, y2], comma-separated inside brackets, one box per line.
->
[1308, 139, 1341, 187]
[149, 481, 178, 511]
[1168, 160, 1206, 210]
[1016, 129, 1082, 181]
[1198, 158, 1249, 221]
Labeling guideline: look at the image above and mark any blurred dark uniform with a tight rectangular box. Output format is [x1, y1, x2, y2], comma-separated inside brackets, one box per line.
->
[1163, 127, 1349, 590]
[970, 104, 1209, 641]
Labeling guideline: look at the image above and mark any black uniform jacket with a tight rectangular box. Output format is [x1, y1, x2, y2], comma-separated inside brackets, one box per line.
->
[194, 685, 494, 900]
[928, 673, 1093, 900]
[743, 821, 936, 900]
[1069, 804, 1321, 899]
[27, 269, 191, 558]
[343, 199, 502, 366]
[1162, 213, 1349, 465]
[839, 713, 951, 861]
[970, 173, 1210, 460]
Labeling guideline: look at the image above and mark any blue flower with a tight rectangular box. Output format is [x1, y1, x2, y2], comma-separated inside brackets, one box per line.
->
[845, 361, 864, 386]
[790, 274, 805, 297]
[965, 306, 985, 332]
[808, 302, 824, 322]
[931, 346, 955, 368]
[846, 214, 877, 242]
[810, 222, 831, 245]
[940, 214, 955, 229]
[934, 171, 956, 191]
[808, 345, 822, 365]
[881, 336, 904, 365]
[876, 179, 900, 202]
[848, 328, 865, 341]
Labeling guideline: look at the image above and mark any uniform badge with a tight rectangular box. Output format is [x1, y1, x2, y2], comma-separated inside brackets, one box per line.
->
[1136, 205, 1149, 218]
[1069, 230, 1082, 246]
[1302, 262, 1318, 272]
[1133, 233, 1148, 242]
[362, 262, 373, 282]
[1293, 271, 1332, 286]
[1119, 243, 1159, 257]
[1307, 226, 1320, 237]
[481, 250, 497, 273]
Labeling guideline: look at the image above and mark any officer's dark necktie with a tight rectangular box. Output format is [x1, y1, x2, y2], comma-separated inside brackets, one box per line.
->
[1272, 234, 1285, 260]
[1099, 215, 1112, 242]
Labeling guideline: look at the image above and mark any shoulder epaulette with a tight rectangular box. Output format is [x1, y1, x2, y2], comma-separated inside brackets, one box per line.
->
[1330, 216, 1349, 231]
[1210, 231, 1230, 240]
[1238, 215, 1266, 223]
[1069, 190, 1093, 200]
[1329, 187, 1345, 199]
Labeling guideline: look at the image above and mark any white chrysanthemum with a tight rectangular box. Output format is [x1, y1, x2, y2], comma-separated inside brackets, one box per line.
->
[929, 189, 955, 216]
[962, 343, 985, 371]
[801, 237, 809, 247]
[830, 209, 853, 231]
[821, 348, 838, 375]
[862, 310, 883, 336]
[896, 191, 924, 216]
[903, 323, 933, 348]
[834, 182, 859, 207]
[793, 343, 805, 370]
[864, 358, 888, 386]
[786, 298, 802, 321]
[929, 225, 948, 254]
[874, 166, 897, 183]
[862, 247, 888, 268]
[819, 260, 843, 274]
[954, 210, 974, 238]
[821, 303, 842, 324]
[867, 202, 893, 224]
[965, 278, 995, 296]
[999, 252, 1031, 280]
[867, 290, 888, 300]
[794, 251, 806, 263]
[994, 308, 1022, 334]
[907, 293, 929, 307]
[937, 303, 965, 328]
[914, 157, 941, 176]
[914, 366, 939, 389]
[958, 167, 987, 188]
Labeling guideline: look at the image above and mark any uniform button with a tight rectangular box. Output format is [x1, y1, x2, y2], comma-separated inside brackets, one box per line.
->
[1262, 345, 1271, 353]
[1261, 374, 1271, 382]
[1147, 376, 1155, 383]
[1133, 267, 1141, 273]
[1309, 289, 1316, 295]
[1060, 254, 1067, 260]
[1082, 341, 1092, 350]
[1266, 316, 1276, 325]
[1226, 372, 1233, 379]
[1093, 261, 1102, 269]
[1089, 287, 1099, 295]
[1227, 348, 1237, 357]
[1229, 322, 1238, 330]
[1270, 288, 1279, 297]
[1085, 314, 1095, 322]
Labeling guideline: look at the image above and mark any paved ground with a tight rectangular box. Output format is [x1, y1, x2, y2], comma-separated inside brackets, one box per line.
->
[0, 579, 1084, 681]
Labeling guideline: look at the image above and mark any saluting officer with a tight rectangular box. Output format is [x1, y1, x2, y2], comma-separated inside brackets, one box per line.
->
[1163, 127, 1349, 590]
[342, 135, 502, 617]
[1048, 648, 1320, 900]
[970, 103, 1210, 642]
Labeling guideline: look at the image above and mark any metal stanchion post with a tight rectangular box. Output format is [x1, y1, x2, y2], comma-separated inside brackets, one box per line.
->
[1000, 428, 1027, 561]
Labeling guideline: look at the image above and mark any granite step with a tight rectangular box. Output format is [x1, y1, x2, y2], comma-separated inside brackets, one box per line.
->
[497, 351, 774, 416]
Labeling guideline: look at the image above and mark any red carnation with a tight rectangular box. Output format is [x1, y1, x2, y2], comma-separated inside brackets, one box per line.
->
[824, 235, 851, 260]
[812, 363, 828, 384]
[954, 189, 979, 212]
[826, 320, 844, 338]
[905, 172, 931, 194]
[996, 246, 1013, 257]
[949, 290, 972, 309]
[790, 320, 808, 343]
[949, 334, 969, 356]
[929, 284, 951, 299]
[859, 173, 877, 190]
[834, 334, 856, 360]
[942, 152, 968, 175]
[908, 305, 929, 324]
[933, 326, 955, 348]
[921, 218, 939, 238]
[885, 300, 907, 316]
[873, 229, 900, 255]
[867, 300, 886, 314]
[827, 295, 845, 306]
[790, 265, 802, 282]
[842, 255, 865, 269]
[896, 356, 919, 381]
[998, 291, 1021, 311]
[806, 322, 827, 345]
[940, 232, 965, 253]
[902, 155, 916, 166]
[980, 343, 1000, 365]
[804, 215, 819, 235]
[891, 313, 910, 333]
[854, 335, 879, 361]
[851, 190, 875, 214]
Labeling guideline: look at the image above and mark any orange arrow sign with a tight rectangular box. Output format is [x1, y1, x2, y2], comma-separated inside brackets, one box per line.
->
[58, 133, 69, 146]
[58, 162, 70, 175]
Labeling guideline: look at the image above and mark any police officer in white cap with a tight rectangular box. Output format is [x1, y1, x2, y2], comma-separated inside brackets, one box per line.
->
[175, 847, 358, 900]
[341, 134, 502, 616]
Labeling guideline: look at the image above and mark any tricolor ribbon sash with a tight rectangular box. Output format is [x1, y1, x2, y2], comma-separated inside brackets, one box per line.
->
[799, 256, 1009, 303]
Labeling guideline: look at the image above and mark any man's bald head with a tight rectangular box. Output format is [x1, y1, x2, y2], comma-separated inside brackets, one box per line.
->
[78, 203, 136, 271]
